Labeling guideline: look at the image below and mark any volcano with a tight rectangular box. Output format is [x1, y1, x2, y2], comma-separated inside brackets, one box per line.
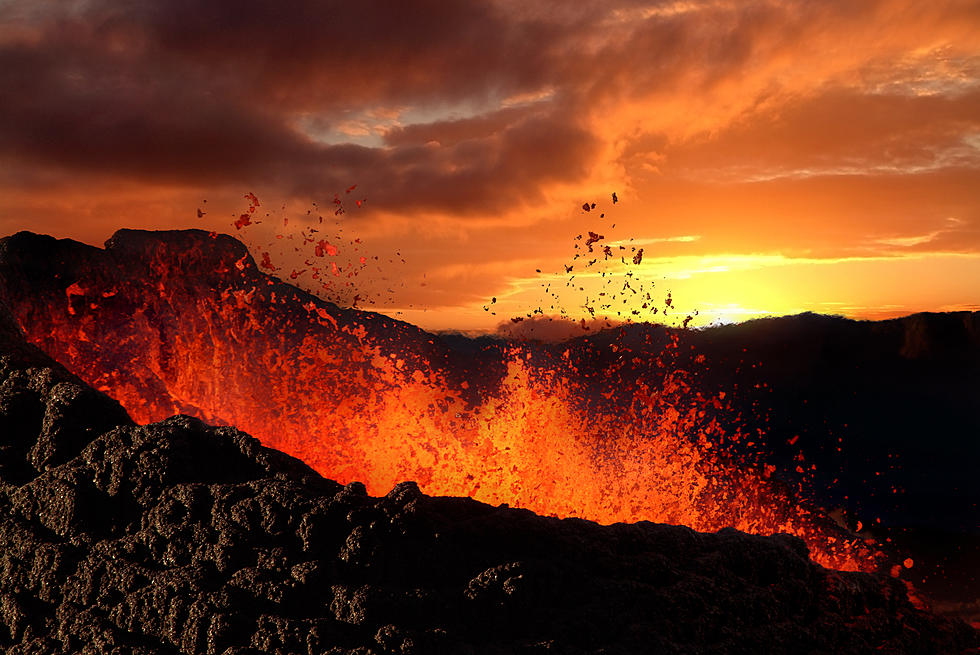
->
[0, 230, 880, 569]
[0, 229, 977, 652]
[0, 285, 976, 653]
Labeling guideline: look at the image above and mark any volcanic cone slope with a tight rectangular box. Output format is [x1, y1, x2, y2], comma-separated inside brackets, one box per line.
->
[0, 312, 976, 654]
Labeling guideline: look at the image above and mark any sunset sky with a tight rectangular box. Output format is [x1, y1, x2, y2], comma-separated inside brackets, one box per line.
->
[1, 0, 978, 331]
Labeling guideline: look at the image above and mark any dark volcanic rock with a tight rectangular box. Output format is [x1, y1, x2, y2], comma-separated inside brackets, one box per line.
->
[0, 314, 976, 653]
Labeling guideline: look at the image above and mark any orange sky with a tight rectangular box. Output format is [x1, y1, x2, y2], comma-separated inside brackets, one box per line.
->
[1, 0, 978, 331]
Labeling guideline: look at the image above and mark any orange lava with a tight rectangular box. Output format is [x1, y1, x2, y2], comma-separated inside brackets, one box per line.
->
[7, 231, 883, 572]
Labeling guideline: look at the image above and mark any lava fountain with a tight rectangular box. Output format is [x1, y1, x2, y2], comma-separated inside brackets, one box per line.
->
[0, 228, 883, 572]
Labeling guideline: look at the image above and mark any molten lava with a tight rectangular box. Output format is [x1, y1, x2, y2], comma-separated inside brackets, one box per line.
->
[0, 229, 884, 572]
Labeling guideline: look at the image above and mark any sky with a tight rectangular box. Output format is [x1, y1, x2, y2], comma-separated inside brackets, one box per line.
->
[1, 0, 978, 332]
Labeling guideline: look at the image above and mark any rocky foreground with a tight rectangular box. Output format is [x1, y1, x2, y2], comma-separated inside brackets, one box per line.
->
[0, 309, 976, 654]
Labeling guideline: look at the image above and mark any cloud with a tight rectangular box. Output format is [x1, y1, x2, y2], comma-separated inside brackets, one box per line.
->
[0, 0, 978, 324]
[2, 1, 977, 190]
[656, 88, 980, 182]
[0, 0, 600, 215]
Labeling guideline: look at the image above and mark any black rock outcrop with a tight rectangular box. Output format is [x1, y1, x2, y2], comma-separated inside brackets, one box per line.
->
[0, 307, 977, 653]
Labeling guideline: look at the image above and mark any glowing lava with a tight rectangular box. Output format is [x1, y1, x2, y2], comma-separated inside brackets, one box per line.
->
[0, 229, 882, 572]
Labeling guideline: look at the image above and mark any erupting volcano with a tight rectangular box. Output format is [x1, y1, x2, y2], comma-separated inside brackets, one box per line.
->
[0, 228, 977, 652]
[0, 229, 904, 572]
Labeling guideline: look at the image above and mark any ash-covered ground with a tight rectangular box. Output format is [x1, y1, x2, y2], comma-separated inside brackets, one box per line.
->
[0, 289, 978, 653]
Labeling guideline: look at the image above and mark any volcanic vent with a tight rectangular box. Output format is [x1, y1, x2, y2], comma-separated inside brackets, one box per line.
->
[0, 229, 910, 572]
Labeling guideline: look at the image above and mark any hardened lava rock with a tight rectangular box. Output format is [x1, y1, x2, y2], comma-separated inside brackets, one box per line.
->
[0, 314, 976, 654]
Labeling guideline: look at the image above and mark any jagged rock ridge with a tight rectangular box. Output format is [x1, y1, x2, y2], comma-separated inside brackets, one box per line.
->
[0, 304, 977, 653]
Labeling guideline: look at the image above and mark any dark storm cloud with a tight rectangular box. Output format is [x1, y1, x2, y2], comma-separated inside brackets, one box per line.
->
[0, 40, 320, 184]
[125, 0, 561, 107]
[5, 0, 907, 213]
[0, 0, 604, 211]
